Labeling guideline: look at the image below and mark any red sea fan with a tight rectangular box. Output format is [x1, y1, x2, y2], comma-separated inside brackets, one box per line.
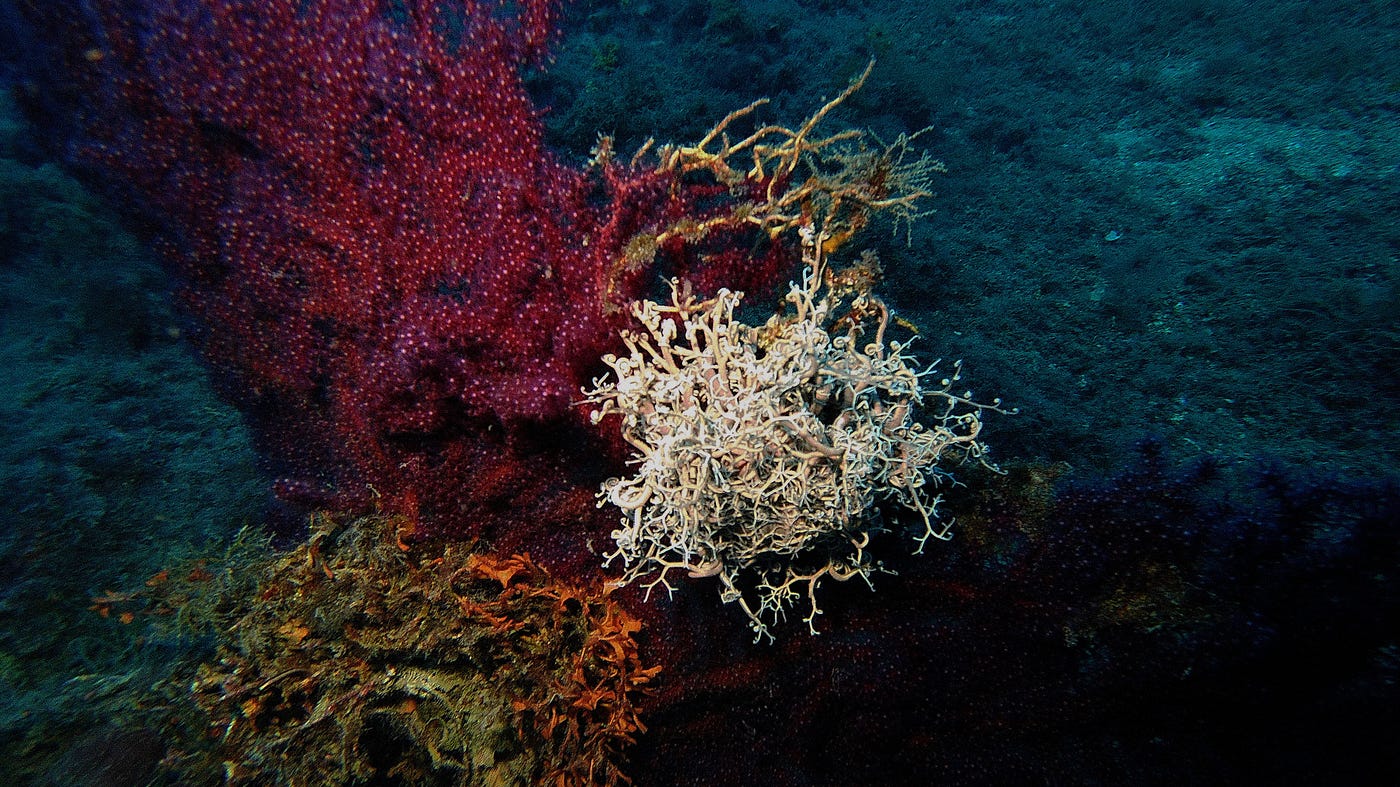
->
[15, 0, 794, 557]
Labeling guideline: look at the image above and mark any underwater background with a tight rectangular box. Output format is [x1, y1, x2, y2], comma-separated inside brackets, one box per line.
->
[1, 0, 1397, 784]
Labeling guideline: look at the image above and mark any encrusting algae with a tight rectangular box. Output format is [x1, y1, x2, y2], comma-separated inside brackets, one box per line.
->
[126, 513, 656, 786]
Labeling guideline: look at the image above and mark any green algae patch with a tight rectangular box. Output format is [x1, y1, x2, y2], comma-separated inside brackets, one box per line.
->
[136, 513, 656, 786]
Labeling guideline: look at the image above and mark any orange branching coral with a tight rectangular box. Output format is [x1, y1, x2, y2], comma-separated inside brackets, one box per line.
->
[595, 60, 945, 310]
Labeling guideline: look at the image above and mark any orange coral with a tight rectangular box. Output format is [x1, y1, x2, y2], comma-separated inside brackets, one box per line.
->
[137, 513, 657, 785]
[458, 552, 660, 786]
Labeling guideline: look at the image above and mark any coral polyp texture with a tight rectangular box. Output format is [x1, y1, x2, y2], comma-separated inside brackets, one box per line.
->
[11, 0, 800, 547]
[587, 218, 1006, 640]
